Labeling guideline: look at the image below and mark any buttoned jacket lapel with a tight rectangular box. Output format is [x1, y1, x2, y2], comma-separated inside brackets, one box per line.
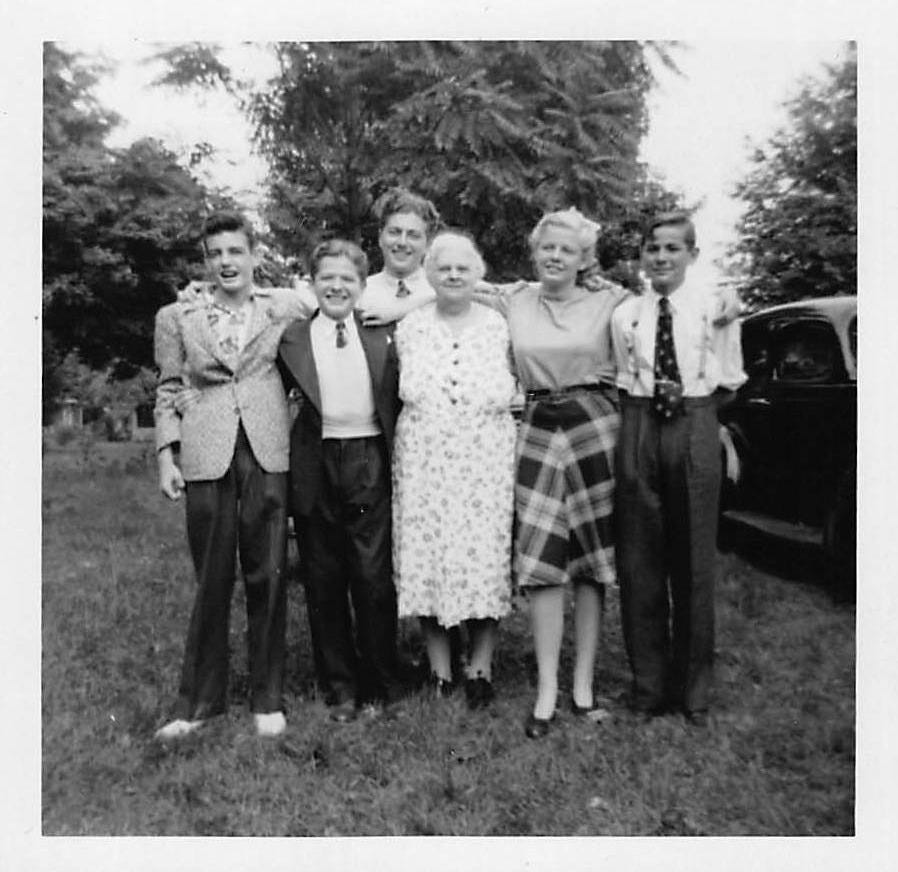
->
[355, 311, 387, 399]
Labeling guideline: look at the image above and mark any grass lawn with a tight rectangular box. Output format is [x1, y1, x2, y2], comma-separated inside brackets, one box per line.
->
[41, 447, 855, 837]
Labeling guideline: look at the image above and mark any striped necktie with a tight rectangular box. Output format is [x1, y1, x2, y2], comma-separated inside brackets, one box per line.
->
[336, 320, 347, 348]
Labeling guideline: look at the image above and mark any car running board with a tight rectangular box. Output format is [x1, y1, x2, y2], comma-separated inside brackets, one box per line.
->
[722, 510, 823, 546]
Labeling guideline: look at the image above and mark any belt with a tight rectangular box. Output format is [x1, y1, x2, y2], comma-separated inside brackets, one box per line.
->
[619, 393, 716, 409]
[524, 382, 615, 403]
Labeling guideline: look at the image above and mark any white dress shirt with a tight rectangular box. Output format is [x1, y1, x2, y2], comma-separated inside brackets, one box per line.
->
[360, 267, 436, 310]
[310, 314, 382, 439]
[611, 281, 746, 397]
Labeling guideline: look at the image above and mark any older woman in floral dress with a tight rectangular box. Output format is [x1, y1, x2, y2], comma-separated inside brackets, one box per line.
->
[392, 230, 518, 710]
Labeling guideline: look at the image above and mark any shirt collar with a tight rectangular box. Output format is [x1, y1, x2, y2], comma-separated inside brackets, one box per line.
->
[316, 311, 358, 338]
[650, 280, 693, 314]
[384, 267, 424, 290]
[209, 285, 256, 313]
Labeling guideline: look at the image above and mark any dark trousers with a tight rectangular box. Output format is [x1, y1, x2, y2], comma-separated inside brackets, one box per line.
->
[615, 396, 721, 714]
[298, 436, 399, 706]
[175, 425, 288, 720]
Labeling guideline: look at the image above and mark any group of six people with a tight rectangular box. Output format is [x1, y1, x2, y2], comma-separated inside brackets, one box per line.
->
[152, 188, 745, 742]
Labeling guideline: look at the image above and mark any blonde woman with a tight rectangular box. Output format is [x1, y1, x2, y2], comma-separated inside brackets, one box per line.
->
[477, 208, 628, 737]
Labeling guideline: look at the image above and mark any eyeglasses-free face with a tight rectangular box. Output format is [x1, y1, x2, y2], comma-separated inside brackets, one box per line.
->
[379, 211, 429, 279]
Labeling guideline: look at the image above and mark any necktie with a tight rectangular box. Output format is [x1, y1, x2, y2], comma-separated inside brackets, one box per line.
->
[335, 320, 347, 348]
[396, 278, 410, 298]
[653, 296, 683, 419]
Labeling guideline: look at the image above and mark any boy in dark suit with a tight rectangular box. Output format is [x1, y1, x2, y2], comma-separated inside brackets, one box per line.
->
[278, 239, 403, 722]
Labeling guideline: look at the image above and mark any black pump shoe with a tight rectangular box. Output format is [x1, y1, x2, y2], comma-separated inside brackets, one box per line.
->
[465, 677, 495, 710]
[524, 712, 555, 739]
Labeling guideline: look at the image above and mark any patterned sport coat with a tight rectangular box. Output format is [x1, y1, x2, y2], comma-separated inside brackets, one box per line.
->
[154, 286, 312, 481]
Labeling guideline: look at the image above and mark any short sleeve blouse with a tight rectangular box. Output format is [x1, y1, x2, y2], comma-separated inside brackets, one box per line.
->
[501, 284, 629, 391]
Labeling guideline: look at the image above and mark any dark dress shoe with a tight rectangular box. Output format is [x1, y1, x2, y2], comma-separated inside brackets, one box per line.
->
[328, 700, 357, 724]
[429, 673, 456, 699]
[524, 712, 555, 739]
[465, 677, 495, 710]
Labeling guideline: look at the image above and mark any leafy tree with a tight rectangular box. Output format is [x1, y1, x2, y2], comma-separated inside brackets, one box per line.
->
[156, 41, 680, 280]
[42, 44, 233, 417]
[728, 44, 856, 309]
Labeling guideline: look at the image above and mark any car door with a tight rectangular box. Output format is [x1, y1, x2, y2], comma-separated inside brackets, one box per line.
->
[762, 316, 850, 525]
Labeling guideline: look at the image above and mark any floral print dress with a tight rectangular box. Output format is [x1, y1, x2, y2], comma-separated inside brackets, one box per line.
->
[393, 302, 518, 628]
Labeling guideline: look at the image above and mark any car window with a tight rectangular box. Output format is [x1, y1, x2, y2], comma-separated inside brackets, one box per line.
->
[741, 320, 771, 380]
[771, 321, 841, 383]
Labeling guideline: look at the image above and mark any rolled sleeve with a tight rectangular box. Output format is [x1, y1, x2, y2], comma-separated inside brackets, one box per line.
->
[285, 281, 318, 319]
[611, 303, 636, 392]
[711, 318, 747, 392]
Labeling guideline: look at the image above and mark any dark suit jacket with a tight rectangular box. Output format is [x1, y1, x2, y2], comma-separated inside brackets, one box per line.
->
[277, 311, 401, 518]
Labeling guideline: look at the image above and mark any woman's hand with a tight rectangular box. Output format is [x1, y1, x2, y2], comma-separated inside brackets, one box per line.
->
[173, 387, 201, 415]
[158, 448, 185, 501]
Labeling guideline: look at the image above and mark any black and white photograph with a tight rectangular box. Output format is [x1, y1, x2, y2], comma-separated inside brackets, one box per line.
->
[2, 0, 894, 868]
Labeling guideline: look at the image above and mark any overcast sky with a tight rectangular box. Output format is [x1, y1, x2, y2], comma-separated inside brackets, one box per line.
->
[70, 39, 849, 285]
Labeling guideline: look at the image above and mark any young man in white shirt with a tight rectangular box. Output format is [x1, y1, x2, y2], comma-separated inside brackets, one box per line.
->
[354, 187, 442, 325]
[611, 212, 746, 727]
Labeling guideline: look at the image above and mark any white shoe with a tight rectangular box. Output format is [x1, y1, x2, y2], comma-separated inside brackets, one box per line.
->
[154, 718, 203, 741]
[254, 711, 287, 737]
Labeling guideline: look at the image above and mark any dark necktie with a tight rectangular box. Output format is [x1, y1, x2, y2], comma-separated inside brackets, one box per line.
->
[335, 320, 347, 348]
[653, 296, 683, 419]
[396, 279, 410, 298]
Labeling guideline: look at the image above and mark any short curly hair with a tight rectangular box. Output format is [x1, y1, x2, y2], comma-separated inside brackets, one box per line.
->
[374, 187, 442, 238]
[424, 230, 487, 285]
[309, 239, 369, 282]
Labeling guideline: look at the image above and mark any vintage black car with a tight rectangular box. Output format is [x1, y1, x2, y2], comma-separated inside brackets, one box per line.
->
[718, 296, 857, 600]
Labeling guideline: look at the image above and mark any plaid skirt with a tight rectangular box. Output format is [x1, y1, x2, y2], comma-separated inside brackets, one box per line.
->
[514, 391, 619, 589]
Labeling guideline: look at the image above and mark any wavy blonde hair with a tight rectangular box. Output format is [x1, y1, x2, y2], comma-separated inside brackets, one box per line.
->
[529, 207, 601, 271]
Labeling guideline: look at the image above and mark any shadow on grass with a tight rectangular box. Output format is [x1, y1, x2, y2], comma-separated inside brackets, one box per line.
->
[719, 517, 832, 595]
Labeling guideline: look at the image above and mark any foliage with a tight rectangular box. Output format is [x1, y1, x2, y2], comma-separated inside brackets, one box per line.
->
[156, 41, 682, 280]
[42, 43, 230, 414]
[42, 463, 855, 837]
[728, 45, 856, 310]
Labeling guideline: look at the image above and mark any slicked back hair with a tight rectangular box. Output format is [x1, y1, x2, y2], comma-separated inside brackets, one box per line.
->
[641, 211, 697, 250]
